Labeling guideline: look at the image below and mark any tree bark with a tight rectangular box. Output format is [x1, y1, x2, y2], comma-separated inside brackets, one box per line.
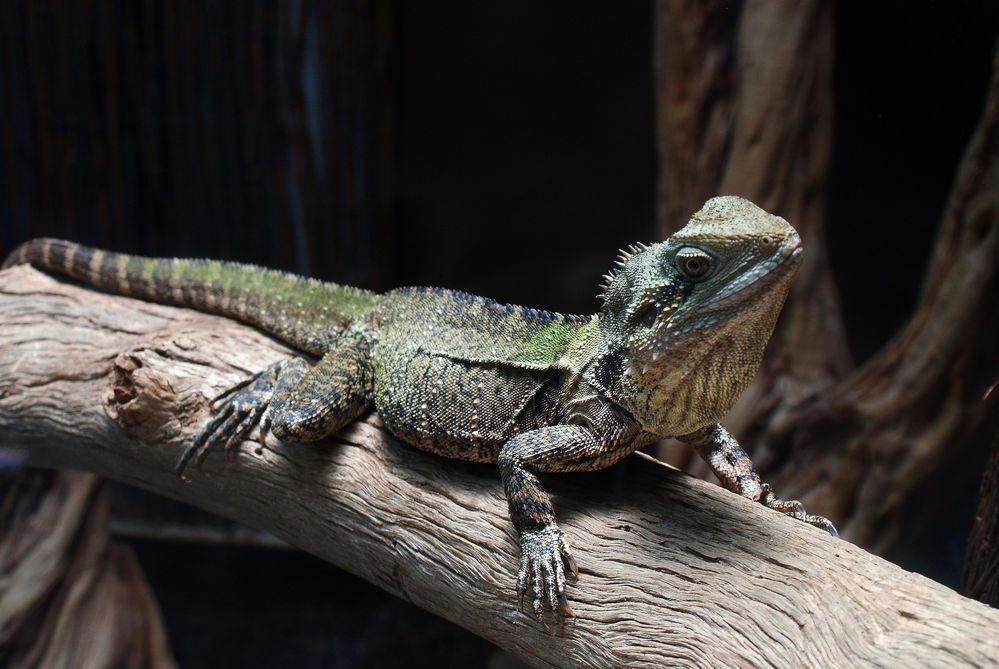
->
[758, 38, 999, 550]
[1, 267, 997, 668]
[655, 0, 851, 398]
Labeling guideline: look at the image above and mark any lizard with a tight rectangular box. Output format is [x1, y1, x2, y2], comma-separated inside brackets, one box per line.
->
[3, 195, 837, 623]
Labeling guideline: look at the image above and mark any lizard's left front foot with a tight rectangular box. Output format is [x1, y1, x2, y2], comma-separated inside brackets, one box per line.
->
[760, 484, 838, 537]
[176, 359, 304, 478]
[517, 526, 579, 625]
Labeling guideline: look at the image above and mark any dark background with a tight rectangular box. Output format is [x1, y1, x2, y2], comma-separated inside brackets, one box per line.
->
[2, 1, 997, 667]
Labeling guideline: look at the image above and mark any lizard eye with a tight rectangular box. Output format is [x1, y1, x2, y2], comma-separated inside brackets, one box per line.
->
[676, 248, 712, 280]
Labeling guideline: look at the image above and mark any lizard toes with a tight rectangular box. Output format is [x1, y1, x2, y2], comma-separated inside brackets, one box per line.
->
[518, 527, 577, 627]
[807, 514, 839, 537]
[177, 367, 281, 476]
[559, 534, 579, 580]
[761, 488, 839, 537]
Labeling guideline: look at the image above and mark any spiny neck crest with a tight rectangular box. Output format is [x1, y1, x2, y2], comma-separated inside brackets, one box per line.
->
[596, 241, 650, 304]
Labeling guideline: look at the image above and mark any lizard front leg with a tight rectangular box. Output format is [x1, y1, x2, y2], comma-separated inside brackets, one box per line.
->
[499, 416, 641, 624]
[263, 331, 373, 444]
[681, 423, 838, 536]
[178, 331, 373, 476]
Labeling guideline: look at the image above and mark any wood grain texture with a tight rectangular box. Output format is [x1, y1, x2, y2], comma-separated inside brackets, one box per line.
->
[1, 266, 997, 669]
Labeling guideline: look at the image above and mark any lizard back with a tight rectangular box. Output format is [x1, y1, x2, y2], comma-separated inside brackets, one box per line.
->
[367, 287, 603, 462]
[372, 286, 598, 370]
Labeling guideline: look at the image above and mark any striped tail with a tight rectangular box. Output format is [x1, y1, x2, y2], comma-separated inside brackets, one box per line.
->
[3, 238, 379, 355]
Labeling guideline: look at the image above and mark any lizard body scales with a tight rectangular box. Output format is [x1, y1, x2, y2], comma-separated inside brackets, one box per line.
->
[3, 195, 836, 622]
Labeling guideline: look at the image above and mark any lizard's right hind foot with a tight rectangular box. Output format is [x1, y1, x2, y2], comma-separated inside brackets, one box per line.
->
[176, 358, 308, 479]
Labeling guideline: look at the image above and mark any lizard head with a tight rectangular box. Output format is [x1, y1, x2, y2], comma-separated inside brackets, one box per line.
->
[586, 196, 803, 436]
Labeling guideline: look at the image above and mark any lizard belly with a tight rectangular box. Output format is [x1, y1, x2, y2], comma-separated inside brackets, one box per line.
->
[372, 348, 553, 463]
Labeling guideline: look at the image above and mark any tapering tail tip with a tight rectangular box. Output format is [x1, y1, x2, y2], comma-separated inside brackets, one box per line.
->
[2, 240, 35, 270]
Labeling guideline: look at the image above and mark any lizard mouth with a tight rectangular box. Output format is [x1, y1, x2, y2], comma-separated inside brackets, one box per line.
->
[700, 238, 802, 313]
[782, 232, 803, 257]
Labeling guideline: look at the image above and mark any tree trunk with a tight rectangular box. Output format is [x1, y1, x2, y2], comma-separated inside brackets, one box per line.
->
[655, 0, 851, 404]
[963, 421, 999, 607]
[1, 265, 998, 668]
[654, 0, 851, 481]
[655, 2, 999, 554]
[761, 37, 999, 550]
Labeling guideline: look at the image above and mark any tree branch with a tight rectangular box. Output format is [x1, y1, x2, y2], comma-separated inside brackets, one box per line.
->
[1, 266, 997, 668]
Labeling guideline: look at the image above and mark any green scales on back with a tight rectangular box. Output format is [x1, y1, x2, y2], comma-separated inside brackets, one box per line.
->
[371, 287, 601, 462]
[3, 196, 838, 626]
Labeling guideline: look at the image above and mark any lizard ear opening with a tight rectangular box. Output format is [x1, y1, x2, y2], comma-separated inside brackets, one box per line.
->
[633, 303, 658, 329]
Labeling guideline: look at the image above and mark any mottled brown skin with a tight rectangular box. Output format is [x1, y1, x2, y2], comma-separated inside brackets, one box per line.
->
[3, 196, 836, 625]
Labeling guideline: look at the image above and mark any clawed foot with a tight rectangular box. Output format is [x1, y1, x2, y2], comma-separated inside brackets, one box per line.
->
[176, 361, 289, 478]
[517, 527, 579, 628]
[760, 484, 838, 537]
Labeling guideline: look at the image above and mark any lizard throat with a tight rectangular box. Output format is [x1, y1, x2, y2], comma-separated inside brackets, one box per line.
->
[614, 267, 795, 436]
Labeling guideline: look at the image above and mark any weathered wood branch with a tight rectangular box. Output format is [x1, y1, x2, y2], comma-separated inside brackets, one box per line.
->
[0, 470, 177, 668]
[1, 267, 997, 668]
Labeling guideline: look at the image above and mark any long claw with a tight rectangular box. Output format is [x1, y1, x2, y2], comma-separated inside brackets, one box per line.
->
[560, 594, 576, 619]
[517, 527, 578, 627]
[259, 415, 273, 448]
[561, 538, 579, 579]
[179, 363, 287, 476]
[761, 485, 839, 537]
[175, 443, 199, 480]
[210, 369, 264, 407]
[807, 514, 839, 537]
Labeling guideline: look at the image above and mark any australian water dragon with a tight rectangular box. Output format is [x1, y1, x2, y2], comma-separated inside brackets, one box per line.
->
[3, 195, 837, 622]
